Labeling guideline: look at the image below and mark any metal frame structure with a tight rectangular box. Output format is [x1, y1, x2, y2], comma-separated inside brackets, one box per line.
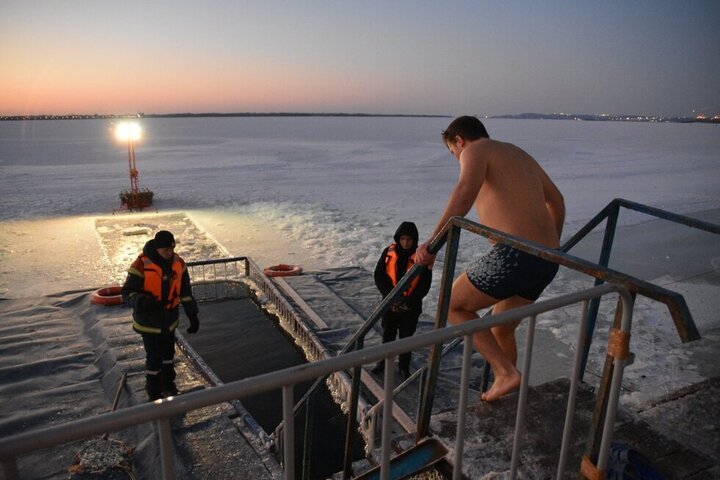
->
[0, 283, 633, 480]
[559, 198, 720, 376]
[1, 200, 715, 479]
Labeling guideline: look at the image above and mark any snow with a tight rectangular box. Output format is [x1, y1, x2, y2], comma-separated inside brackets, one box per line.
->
[1, 116, 719, 406]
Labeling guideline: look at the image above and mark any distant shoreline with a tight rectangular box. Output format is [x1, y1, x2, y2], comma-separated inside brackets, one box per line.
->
[1, 111, 717, 124]
[0, 112, 450, 122]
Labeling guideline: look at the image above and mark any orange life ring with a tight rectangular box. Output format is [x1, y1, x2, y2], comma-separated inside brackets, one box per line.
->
[91, 285, 123, 306]
[263, 264, 303, 277]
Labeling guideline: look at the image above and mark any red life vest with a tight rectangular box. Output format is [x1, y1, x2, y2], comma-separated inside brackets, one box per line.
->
[141, 254, 184, 309]
[385, 244, 419, 297]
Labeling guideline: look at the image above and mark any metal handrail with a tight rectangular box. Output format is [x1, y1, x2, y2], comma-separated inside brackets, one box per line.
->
[277, 230, 445, 475]
[558, 197, 718, 376]
[184, 205, 708, 476]
[287, 206, 706, 474]
[440, 216, 700, 338]
[315, 214, 699, 443]
[2, 201, 711, 479]
[0, 283, 633, 480]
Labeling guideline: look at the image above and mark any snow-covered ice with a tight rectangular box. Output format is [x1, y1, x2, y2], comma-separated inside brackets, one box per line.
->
[1, 115, 719, 405]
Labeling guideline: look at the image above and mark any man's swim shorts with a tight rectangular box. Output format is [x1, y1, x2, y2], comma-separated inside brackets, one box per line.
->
[466, 243, 559, 301]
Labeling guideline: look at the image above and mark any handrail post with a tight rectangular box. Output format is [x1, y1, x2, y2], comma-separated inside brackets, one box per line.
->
[579, 201, 619, 378]
[510, 315, 537, 479]
[157, 417, 176, 480]
[583, 290, 635, 474]
[283, 385, 295, 480]
[343, 338, 364, 479]
[302, 388, 316, 480]
[417, 223, 461, 440]
[380, 356, 396, 480]
[557, 300, 590, 478]
[453, 334, 473, 480]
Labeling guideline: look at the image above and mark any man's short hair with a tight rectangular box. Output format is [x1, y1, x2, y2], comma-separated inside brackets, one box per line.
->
[442, 116, 490, 143]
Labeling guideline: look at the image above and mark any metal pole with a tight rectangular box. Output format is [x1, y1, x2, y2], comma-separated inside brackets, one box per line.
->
[343, 339, 364, 479]
[157, 418, 176, 480]
[102, 372, 128, 440]
[301, 389, 314, 480]
[130, 139, 139, 209]
[380, 356, 395, 480]
[579, 202, 619, 378]
[510, 315, 536, 479]
[583, 291, 635, 473]
[453, 334, 473, 480]
[283, 385, 295, 480]
[597, 291, 634, 472]
[556, 300, 590, 479]
[417, 223, 460, 440]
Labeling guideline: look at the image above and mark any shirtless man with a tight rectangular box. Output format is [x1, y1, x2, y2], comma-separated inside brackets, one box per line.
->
[415, 116, 565, 402]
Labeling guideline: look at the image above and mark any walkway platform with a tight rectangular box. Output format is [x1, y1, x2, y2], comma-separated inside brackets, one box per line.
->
[0, 289, 277, 479]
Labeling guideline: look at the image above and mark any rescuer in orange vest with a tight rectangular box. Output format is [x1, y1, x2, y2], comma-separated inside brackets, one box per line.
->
[121, 230, 200, 401]
[372, 222, 432, 379]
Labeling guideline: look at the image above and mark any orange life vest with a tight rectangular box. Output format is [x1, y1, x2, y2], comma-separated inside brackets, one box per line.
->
[385, 244, 419, 297]
[141, 254, 184, 309]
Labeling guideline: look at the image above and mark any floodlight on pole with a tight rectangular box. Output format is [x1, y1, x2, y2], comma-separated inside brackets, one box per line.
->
[115, 121, 153, 212]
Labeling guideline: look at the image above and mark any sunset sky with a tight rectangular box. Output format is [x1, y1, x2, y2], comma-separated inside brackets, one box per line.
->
[1, 1, 718, 117]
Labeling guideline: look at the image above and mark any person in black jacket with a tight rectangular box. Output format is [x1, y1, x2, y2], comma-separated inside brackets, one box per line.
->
[121, 230, 200, 401]
[372, 222, 432, 379]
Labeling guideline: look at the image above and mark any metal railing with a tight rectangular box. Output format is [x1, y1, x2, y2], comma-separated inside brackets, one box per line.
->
[289, 210, 702, 476]
[559, 198, 719, 376]
[1, 200, 712, 479]
[0, 282, 633, 480]
[184, 256, 374, 463]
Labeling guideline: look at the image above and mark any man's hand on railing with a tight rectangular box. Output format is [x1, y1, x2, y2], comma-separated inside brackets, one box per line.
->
[415, 241, 436, 269]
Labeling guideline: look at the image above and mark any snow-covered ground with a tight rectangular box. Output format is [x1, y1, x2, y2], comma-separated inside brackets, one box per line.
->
[1, 116, 718, 406]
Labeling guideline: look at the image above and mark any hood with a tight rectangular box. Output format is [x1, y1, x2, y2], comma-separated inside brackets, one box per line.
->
[393, 221, 419, 251]
[142, 239, 168, 266]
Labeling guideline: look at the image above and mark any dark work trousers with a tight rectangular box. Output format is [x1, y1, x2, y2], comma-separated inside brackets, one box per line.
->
[141, 333, 176, 397]
[381, 311, 419, 370]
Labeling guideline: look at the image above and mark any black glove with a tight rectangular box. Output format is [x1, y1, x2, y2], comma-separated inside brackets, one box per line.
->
[391, 301, 410, 313]
[186, 314, 200, 334]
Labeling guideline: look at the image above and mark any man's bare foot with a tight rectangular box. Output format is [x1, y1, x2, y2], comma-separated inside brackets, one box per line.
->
[480, 369, 521, 403]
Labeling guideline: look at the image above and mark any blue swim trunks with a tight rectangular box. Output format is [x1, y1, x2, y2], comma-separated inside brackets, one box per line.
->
[466, 243, 559, 301]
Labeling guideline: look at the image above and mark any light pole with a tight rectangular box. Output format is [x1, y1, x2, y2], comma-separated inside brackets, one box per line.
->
[115, 121, 152, 211]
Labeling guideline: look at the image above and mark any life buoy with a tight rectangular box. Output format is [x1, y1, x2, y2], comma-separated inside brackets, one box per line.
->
[91, 286, 123, 306]
[263, 264, 303, 277]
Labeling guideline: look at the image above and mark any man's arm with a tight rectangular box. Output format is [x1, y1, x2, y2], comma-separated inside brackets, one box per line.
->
[179, 267, 199, 317]
[539, 168, 565, 239]
[415, 151, 487, 265]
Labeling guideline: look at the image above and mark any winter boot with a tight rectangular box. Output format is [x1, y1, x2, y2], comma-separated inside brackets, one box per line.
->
[161, 362, 179, 397]
[145, 372, 163, 401]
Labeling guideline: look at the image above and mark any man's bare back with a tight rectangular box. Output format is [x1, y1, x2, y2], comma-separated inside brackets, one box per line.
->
[415, 115, 565, 403]
[421, 134, 564, 248]
[464, 139, 562, 247]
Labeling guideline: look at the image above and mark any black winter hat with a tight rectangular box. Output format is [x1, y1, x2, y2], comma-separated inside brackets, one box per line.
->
[154, 230, 175, 248]
[393, 221, 419, 246]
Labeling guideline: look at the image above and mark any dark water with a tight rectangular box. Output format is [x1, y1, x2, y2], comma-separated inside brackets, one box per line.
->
[183, 286, 364, 479]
